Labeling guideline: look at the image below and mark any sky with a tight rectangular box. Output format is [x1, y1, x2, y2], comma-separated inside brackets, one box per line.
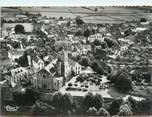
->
[0, 0, 152, 6]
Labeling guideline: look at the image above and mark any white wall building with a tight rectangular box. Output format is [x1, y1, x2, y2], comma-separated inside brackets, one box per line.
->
[6, 67, 29, 83]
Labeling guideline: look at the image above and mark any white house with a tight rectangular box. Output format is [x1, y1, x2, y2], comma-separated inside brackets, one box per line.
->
[8, 50, 24, 62]
[71, 62, 82, 75]
[88, 33, 104, 43]
[28, 55, 44, 70]
[120, 45, 128, 53]
[5, 67, 29, 84]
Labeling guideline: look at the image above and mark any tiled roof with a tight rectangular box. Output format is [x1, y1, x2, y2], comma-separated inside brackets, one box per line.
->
[37, 68, 51, 75]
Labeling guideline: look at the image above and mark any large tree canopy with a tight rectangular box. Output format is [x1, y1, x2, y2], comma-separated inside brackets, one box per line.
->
[14, 24, 25, 34]
[81, 93, 104, 111]
[75, 16, 84, 26]
[52, 92, 74, 112]
[109, 98, 123, 116]
[107, 68, 133, 91]
[13, 88, 39, 106]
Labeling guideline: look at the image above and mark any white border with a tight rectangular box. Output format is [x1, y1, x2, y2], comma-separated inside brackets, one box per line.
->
[0, 0, 152, 6]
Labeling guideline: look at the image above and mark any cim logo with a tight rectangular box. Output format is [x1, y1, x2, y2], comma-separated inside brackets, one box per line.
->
[4, 105, 19, 112]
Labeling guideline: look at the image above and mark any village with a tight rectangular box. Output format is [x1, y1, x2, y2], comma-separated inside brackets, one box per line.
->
[0, 7, 152, 116]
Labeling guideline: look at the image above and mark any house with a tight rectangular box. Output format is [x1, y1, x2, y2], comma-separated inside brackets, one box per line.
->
[78, 44, 92, 55]
[8, 50, 24, 61]
[88, 33, 104, 43]
[55, 40, 73, 51]
[120, 45, 128, 54]
[28, 55, 44, 70]
[5, 67, 29, 84]
[71, 61, 81, 75]
[57, 20, 68, 25]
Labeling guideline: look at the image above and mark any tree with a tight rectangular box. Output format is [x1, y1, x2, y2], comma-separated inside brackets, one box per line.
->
[62, 93, 74, 111]
[81, 92, 94, 111]
[98, 107, 110, 117]
[94, 93, 104, 110]
[79, 56, 90, 67]
[91, 61, 106, 75]
[83, 29, 91, 43]
[59, 16, 63, 20]
[107, 70, 118, 83]
[128, 96, 152, 115]
[11, 41, 20, 49]
[107, 68, 133, 91]
[115, 68, 132, 91]
[75, 30, 83, 36]
[124, 29, 132, 36]
[135, 98, 152, 114]
[75, 16, 84, 26]
[118, 103, 132, 116]
[109, 98, 123, 115]
[31, 100, 55, 116]
[91, 29, 96, 35]
[13, 89, 38, 106]
[104, 38, 119, 48]
[87, 107, 98, 116]
[52, 92, 63, 110]
[101, 41, 108, 49]
[67, 21, 71, 27]
[95, 8, 98, 12]
[52, 92, 74, 113]
[93, 39, 101, 46]
[14, 24, 25, 34]
[115, 75, 133, 91]
[94, 47, 107, 60]
[96, 66, 105, 75]
[140, 18, 147, 22]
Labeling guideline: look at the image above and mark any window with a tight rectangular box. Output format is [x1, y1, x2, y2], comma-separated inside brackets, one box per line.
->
[43, 74, 46, 78]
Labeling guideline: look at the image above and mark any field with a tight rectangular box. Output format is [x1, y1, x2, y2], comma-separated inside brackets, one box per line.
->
[2, 7, 152, 23]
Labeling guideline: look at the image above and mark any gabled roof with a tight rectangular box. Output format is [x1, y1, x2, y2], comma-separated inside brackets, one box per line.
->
[4, 71, 12, 77]
[37, 68, 51, 75]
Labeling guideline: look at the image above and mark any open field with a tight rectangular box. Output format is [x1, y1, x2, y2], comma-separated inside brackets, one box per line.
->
[2, 7, 152, 23]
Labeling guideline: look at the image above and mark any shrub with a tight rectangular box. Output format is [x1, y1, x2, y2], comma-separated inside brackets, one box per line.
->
[87, 107, 98, 116]
[68, 83, 73, 87]
[98, 107, 110, 117]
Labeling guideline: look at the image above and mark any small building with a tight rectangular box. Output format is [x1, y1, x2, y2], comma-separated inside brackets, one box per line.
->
[28, 55, 44, 70]
[71, 62, 82, 75]
[5, 67, 29, 84]
[88, 33, 104, 43]
[78, 45, 92, 55]
[120, 45, 128, 54]
[8, 50, 24, 61]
